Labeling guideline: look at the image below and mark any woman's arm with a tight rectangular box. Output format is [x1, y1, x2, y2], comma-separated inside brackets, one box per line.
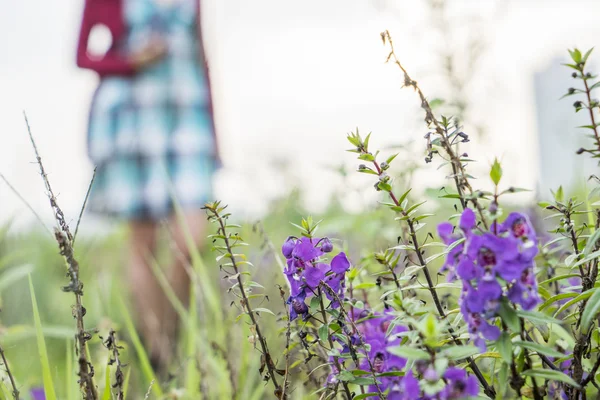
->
[75, 0, 136, 76]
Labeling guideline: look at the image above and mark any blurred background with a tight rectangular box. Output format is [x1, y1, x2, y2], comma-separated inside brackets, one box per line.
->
[2, 0, 600, 398]
[2, 0, 600, 233]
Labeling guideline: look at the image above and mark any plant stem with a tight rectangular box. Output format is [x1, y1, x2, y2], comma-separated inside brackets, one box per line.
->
[319, 284, 386, 400]
[24, 113, 97, 400]
[0, 344, 19, 400]
[316, 289, 353, 400]
[382, 30, 489, 230]
[278, 286, 292, 400]
[207, 206, 282, 397]
[582, 74, 600, 152]
[365, 149, 495, 398]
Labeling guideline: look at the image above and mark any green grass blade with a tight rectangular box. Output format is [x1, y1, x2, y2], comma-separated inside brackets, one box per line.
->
[116, 296, 163, 397]
[123, 367, 131, 400]
[0, 264, 34, 291]
[169, 189, 223, 340]
[185, 284, 201, 398]
[0, 380, 11, 399]
[66, 339, 74, 400]
[101, 363, 112, 400]
[28, 274, 57, 400]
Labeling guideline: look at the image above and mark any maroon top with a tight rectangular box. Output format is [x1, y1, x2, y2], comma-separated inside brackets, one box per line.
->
[76, 0, 221, 161]
[76, 0, 136, 76]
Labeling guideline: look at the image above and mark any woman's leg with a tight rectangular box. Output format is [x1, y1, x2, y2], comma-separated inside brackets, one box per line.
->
[163, 210, 207, 348]
[127, 220, 169, 367]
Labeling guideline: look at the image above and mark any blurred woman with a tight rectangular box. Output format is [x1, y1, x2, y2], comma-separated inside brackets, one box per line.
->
[76, 0, 219, 370]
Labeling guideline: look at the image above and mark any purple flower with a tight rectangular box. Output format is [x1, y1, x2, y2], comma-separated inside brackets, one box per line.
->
[292, 237, 323, 262]
[459, 208, 476, 232]
[438, 208, 540, 350]
[320, 238, 334, 253]
[281, 236, 296, 258]
[330, 252, 350, 274]
[30, 388, 46, 400]
[398, 371, 420, 398]
[442, 367, 479, 399]
[303, 263, 327, 288]
[287, 292, 309, 321]
[507, 269, 541, 311]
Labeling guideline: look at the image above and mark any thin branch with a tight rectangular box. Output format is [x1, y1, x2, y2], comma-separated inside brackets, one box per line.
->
[0, 173, 51, 235]
[204, 203, 282, 397]
[353, 137, 495, 398]
[278, 285, 292, 400]
[382, 30, 489, 229]
[23, 112, 97, 399]
[0, 343, 19, 399]
[73, 167, 97, 247]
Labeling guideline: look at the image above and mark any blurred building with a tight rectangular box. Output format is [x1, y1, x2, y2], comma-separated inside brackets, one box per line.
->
[533, 57, 598, 198]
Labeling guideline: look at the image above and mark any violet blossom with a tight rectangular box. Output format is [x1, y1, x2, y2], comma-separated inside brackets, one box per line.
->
[281, 236, 351, 320]
[438, 208, 541, 351]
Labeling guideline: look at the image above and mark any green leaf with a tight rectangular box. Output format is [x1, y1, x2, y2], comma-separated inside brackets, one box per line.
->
[386, 153, 399, 165]
[513, 340, 565, 358]
[554, 289, 595, 317]
[397, 189, 412, 206]
[386, 346, 430, 360]
[516, 310, 563, 325]
[318, 324, 329, 343]
[497, 332, 513, 364]
[580, 287, 600, 332]
[352, 393, 380, 399]
[569, 48, 582, 63]
[498, 299, 520, 332]
[254, 307, 275, 316]
[498, 362, 509, 397]
[555, 186, 564, 203]
[353, 282, 377, 290]
[539, 293, 578, 311]
[337, 370, 355, 382]
[378, 181, 392, 192]
[358, 153, 375, 162]
[572, 249, 600, 268]
[364, 132, 372, 150]
[582, 47, 594, 63]
[522, 369, 580, 388]
[102, 363, 112, 400]
[442, 345, 479, 360]
[29, 275, 57, 400]
[117, 296, 163, 397]
[490, 158, 503, 186]
[310, 295, 322, 311]
[539, 274, 580, 286]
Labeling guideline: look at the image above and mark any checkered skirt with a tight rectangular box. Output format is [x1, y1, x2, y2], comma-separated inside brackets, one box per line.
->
[86, 0, 216, 220]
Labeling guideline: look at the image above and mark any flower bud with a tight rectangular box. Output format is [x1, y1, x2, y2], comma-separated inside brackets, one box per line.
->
[568, 87, 575, 94]
[320, 238, 333, 253]
[572, 72, 578, 78]
[380, 161, 389, 170]
[358, 164, 367, 170]
[281, 236, 296, 258]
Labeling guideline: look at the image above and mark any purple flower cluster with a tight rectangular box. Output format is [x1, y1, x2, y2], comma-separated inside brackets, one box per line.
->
[282, 236, 350, 320]
[438, 208, 541, 350]
[358, 310, 408, 394]
[349, 311, 478, 399]
[397, 365, 479, 400]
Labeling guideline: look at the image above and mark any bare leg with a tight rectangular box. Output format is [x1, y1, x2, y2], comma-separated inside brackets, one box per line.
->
[127, 220, 169, 367]
[163, 210, 207, 350]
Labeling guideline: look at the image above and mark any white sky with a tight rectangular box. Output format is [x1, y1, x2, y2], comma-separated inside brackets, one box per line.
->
[1, 0, 600, 234]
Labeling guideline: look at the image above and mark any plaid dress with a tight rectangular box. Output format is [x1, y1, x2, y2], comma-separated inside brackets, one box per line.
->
[86, 0, 216, 220]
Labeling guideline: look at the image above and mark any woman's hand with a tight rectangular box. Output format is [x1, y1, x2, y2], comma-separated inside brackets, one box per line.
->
[130, 37, 167, 70]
